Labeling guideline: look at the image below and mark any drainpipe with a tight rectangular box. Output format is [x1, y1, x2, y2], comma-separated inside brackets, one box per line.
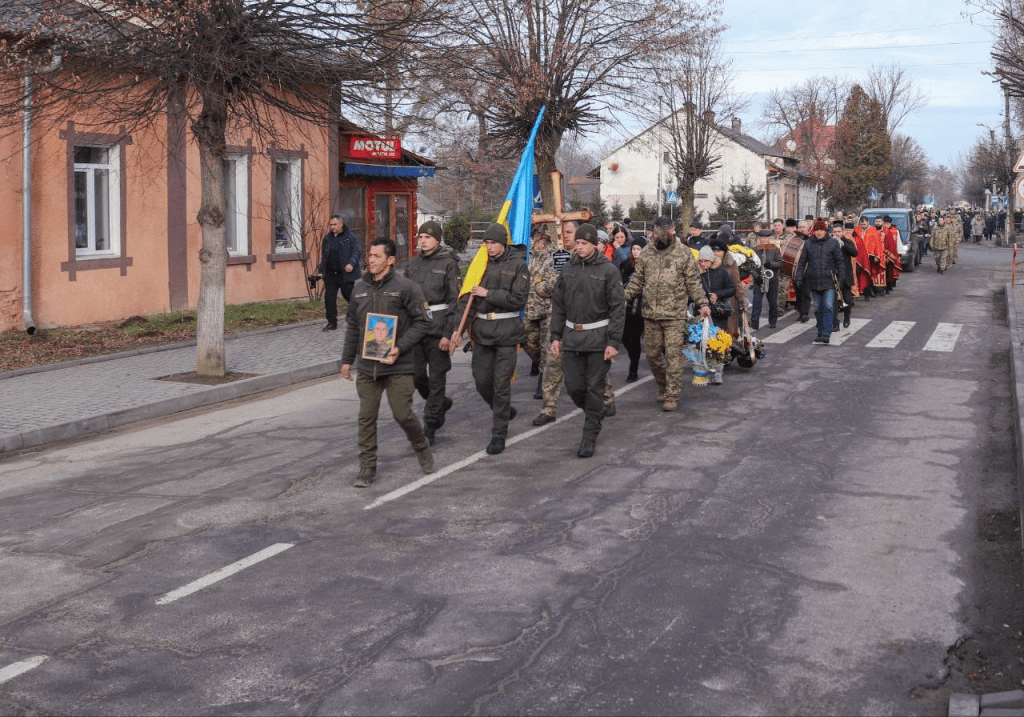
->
[22, 54, 62, 335]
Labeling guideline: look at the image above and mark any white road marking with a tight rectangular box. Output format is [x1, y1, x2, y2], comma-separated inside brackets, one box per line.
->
[762, 321, 817, 344]
[155, 543, 295, 605]
[923, 323, 963, 352]
[0, 656, 47, 685]
[827, 318, 872, 346]
[364, 375, 655, 510]
[866, 321, 915, 348]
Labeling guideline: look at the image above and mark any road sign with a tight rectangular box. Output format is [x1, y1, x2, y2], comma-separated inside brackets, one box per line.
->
[665, 191, 679, 205]
[992, 195, 1000, 207]
[1016, 176, 1024, 202]
[924, 194, 933, 205]
[868, 188, 880, 202]
[1015, 152, 1024, 173]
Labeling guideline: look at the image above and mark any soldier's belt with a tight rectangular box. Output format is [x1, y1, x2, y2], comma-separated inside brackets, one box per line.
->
[478, 312, 519, 320]
[428, 304, 449, 311]
[566, 319, 610, 331]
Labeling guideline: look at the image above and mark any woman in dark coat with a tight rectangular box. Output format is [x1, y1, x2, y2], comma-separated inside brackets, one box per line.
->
[697, 245, 736, 332]
[619, 236, 647, 381]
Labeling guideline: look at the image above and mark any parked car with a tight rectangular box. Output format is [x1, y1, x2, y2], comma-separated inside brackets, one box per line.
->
[858, 208, 920, 273]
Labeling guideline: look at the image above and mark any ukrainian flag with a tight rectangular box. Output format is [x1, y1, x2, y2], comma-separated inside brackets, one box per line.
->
[460, 106, 546, 296]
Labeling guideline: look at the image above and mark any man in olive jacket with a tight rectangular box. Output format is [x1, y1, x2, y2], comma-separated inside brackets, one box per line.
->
[342, 238, 434, 488]
[451, 223, 530, 455]
[550, 224, 625, 458]
[404, 221, 461, 445]
[623, 216, 711, 412]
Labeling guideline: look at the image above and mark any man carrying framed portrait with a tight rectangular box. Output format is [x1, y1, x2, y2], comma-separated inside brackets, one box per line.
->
[341, 238, 434, 488]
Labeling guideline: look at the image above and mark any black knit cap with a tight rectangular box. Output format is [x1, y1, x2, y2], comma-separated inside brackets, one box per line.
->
[418, 221, 443, 242]
[483, 223, 509, 244]
[708, 237, 730, 252]
[575, 223, 599, 245]
[785, 218, 797, 227]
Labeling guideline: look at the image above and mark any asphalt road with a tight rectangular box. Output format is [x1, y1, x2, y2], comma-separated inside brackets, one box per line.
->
[0, 242, 1016, 716]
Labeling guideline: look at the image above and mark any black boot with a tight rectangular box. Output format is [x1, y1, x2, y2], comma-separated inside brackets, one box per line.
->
[533, 374, 543, 400]
[530, 360, 540, 376]
[843, 306, 851, 328]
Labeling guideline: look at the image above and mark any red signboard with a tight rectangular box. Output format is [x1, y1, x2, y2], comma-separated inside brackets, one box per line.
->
[349, 136, 401, 160]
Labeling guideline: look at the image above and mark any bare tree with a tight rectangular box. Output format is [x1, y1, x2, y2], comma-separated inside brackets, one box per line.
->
[436, 0, 718, 220]
[864, 62, 927, 134]
[0, 0, 423, 375]
[639, 25, 745, 229]
[882, 134, 929, 204]
[760, 75, 849, 215]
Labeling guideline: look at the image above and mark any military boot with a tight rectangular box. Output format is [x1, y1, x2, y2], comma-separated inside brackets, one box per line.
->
[533, 374, 543, 400]
[353, 467, 376, 488]
[416, 446, 434, 474]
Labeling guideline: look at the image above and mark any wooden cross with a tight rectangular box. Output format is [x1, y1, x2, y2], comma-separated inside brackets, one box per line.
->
[532, 169, 593, 248]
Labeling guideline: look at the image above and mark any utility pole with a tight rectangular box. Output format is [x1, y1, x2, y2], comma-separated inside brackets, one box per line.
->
[1005, 83, 1017, 243]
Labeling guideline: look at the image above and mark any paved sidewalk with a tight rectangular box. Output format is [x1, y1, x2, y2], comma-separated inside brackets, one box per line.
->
[0, 323, 342, 455]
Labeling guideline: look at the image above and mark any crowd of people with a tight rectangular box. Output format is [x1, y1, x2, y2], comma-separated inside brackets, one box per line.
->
[331, 202, 991, 487]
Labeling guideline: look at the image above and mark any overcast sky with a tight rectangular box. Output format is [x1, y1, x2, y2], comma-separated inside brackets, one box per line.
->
[725, 0, 1002, 169]
[592, 0, 1004, 173]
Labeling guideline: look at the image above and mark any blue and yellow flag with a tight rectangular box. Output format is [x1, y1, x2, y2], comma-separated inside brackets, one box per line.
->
[460, 106, 546, 296]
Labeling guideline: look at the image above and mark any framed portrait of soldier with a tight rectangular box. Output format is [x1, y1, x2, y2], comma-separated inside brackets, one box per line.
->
[362, 313, 397, 363]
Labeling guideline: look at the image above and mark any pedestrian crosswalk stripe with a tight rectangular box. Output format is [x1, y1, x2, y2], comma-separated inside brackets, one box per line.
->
[865, 321, 916, 348]
[762, 321, 817, 344]
[827, 318, 871, 346]
[923, 323, 963, 352]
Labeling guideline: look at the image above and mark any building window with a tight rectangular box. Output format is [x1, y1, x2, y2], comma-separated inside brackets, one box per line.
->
[663, 151, 670, 164]
[74, 144, 121, 257]
[224, 154, 249, 255]
[273, 157, 302, 252]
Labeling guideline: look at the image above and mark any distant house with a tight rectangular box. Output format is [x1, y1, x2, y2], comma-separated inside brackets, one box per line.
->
[596, 112, 818, 222]
[416, 192, 448, 228]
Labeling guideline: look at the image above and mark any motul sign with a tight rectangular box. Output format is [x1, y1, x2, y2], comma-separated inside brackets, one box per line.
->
[349, 137, 400, 160]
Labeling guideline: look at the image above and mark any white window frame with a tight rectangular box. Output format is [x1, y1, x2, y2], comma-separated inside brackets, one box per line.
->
[224, 153, 249, 256]
[74, 143, 122, 258]
[273, 157, 303, 253]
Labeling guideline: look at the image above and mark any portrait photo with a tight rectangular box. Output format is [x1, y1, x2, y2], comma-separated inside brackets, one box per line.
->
[362, 313, 397, 363]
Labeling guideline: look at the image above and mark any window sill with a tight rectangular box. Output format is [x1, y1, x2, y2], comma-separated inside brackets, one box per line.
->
[266, 251, 308, 265]
[227, 254, 256, 265]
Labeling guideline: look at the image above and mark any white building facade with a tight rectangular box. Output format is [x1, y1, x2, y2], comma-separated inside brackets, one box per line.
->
[598, 113, 818, 222]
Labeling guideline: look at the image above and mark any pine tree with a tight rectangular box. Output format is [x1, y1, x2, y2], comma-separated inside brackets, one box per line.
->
[610, 201, 625, 221]
[826, 84, 891, 212]
[629, 195, 658, 221]
[729, 180, 765, 222]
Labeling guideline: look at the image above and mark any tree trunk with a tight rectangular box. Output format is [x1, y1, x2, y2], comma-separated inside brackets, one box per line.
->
[193, 93, 229, 377]
[678, 181, 696, 231]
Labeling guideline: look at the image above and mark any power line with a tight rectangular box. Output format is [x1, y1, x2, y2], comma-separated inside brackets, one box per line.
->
[730, 41, 989, 55]
[736, 61, 990, 73]
[724, 20, 971, 45]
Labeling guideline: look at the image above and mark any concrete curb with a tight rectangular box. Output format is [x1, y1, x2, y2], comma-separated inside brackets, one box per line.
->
[0, 320, 322, 380]
[0, 359, 339, 456]
[1004, 282, 1024, 553]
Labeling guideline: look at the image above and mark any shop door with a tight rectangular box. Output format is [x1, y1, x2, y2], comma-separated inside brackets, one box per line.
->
[374, 193, 412, 262]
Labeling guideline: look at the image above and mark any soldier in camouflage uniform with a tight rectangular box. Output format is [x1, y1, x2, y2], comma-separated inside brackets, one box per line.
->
[533, 221, 617, 426]
[623, 216, 711, 412]
[524, 227, 558, 399]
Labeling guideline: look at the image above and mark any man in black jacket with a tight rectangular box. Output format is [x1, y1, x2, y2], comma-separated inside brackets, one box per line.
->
[549, 224, 625, 458]
[795, 219, 845, 345]
[404, 221, 461, 445]
[451, 223, 530, 455]
[320, 214, 362, 331]
[751, 231, 783, 330]
[341, 238, 433, 487]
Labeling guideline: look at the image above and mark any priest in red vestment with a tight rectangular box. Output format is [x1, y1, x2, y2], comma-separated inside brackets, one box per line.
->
[879, 215, 902, 293]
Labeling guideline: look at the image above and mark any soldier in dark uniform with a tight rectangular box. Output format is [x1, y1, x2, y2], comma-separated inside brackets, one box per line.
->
[341, 238, 433, 488]
[404, 221, 461, 445]
[549, 224, 625, 458]
[450, 223, 530, 455]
